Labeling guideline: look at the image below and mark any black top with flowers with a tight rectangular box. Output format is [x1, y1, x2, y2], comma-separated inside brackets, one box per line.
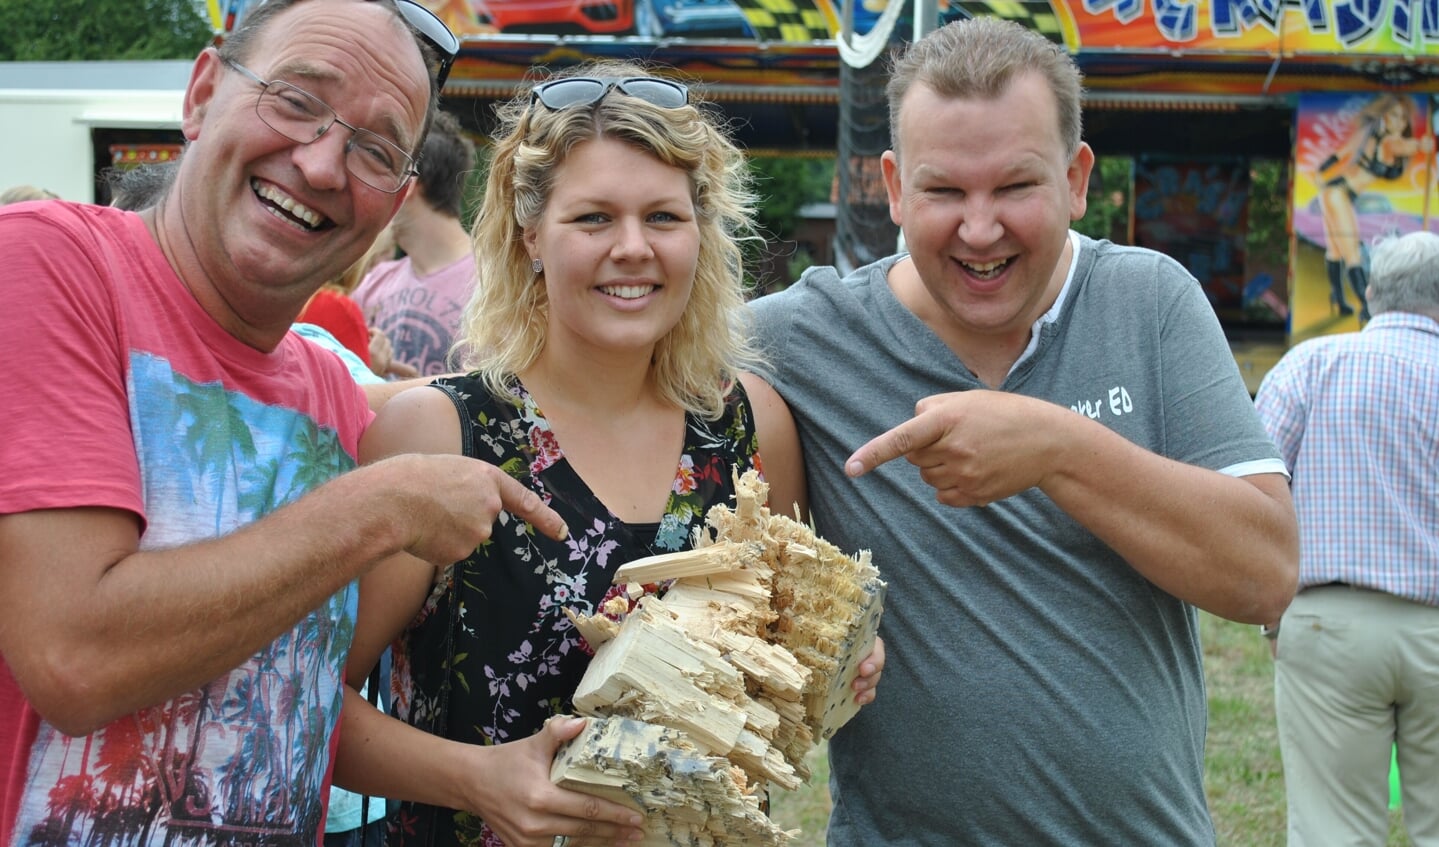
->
[387, 375, 762, 847]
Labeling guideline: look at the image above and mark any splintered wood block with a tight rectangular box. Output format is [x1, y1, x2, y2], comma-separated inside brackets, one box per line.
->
[565, 606, 621, 651]
[768, 695, 807, 727]
[737, 693, 781, 739]
[728, 728, 800, 791]
[558, 467, 884, 843]
[709, 632, 808, 701]
[612, 542, 765, 584]
[552, 716, 794, 847]
[768, 535, 886, 740]
[572, 601, 747, 755]
[658, 582, 775, 637]
[800, 577, 884, 739]
[676, 568, 772, 603]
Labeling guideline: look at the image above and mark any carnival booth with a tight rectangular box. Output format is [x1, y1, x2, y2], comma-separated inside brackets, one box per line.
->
[212, 0, 1438, 385]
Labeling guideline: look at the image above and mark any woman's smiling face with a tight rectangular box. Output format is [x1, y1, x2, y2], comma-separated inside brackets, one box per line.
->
[525, 135, 699, 359]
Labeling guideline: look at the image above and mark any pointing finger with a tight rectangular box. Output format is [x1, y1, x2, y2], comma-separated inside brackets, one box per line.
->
[845, 415, 943, 478]
[495, 472, 570, 541]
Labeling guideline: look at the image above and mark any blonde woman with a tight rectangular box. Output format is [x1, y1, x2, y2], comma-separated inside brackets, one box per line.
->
[333, 61, 883, 847]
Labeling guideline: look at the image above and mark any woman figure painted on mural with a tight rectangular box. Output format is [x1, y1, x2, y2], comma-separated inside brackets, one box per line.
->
[1316, 93, 1433, 321]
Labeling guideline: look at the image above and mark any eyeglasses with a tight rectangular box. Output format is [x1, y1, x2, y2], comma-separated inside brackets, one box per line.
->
[223, 57, 417, 193]
[393, 0, 459, 89]
[530, 77, 690, 112]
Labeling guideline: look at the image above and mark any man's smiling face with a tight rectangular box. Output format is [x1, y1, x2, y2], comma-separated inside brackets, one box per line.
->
[173, 0, 430, 340]
[883, 71, 1093, 351]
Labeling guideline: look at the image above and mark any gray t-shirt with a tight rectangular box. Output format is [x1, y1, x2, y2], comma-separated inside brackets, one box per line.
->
[749, 234, 1282, 846]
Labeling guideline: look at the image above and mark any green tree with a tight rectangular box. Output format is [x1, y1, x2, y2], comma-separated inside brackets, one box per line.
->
[748, 155, 835, 242]
[1074, 155, 1133, 243]
[745, 155, 835, 292]
[0, 0, 212, 61]
[1246, 159, 1289, 271]
[1240, 158, 1290, 323]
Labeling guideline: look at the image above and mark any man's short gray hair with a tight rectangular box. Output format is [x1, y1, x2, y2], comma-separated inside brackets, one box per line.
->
[1368, 231, 1439, 318]
[218, 0, 441, 153]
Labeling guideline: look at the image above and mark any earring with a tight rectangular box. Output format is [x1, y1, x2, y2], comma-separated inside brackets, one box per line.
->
[531, 258, 544, 275]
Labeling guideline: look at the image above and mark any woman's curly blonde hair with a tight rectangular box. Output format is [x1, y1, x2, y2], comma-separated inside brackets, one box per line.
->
[454, 60, 760, 420]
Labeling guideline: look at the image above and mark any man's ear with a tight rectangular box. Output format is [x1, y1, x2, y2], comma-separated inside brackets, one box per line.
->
[881, 150, 903, 228]
[182, 47, 223, 142]
[1067, 142, 1096, 222]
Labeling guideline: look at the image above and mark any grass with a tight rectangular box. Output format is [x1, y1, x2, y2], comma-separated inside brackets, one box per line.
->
[768, 613, 1415, 846]
[768, 743, 831, 843]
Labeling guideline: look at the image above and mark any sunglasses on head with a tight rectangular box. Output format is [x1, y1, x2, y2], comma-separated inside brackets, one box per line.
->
[393, 0, 459, 89]
[530, 77, 690, 112]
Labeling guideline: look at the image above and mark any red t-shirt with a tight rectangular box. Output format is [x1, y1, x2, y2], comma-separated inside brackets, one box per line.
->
[0, 201, 372, 844]
[297, 287, 372, 366]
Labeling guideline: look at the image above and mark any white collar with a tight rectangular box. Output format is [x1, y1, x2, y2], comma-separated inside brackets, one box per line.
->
[1008, 230, 1081, 377]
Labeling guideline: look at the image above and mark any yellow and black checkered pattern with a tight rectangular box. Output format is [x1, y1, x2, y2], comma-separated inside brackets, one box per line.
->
[724, 0, 1064, 45]
[734, 0, 833, 42]
[952, 0, 1063, 41]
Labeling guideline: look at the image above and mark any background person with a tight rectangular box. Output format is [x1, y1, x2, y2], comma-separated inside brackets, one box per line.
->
[332, 61, 879, 847]
[352, 110, 478, 376]
[1255, 230, 1439, 847]
[0, 184, 59, 204]
[297, 227, 406, 374]
[0, 1, 578, 843]
[749, 17, 1297, 845]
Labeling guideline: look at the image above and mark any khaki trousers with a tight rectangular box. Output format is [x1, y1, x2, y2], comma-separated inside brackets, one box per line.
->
[1275, 584, 1439, 846]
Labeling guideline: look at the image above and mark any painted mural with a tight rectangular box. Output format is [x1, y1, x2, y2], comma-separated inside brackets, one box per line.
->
[1061, 0, 1439, 55]
[109, 144, 184, 169]
[198, 0, 1439, 358]
[208, 0, 1439, 53]
[1291, 92, 1437, 342]
[201, 0, 1439, 101]
[1133, 156, 1251, 321]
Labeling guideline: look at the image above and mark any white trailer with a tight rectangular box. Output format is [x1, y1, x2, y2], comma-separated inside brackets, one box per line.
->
[0, 61, 189, 204]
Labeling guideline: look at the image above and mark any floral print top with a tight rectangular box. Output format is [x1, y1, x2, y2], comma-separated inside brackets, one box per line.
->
[387, 375, 762, 847]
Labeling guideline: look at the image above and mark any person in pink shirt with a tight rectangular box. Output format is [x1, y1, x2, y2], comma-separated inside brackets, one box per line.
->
[352, 111, 478, 377]
[0, 2, 646, 844]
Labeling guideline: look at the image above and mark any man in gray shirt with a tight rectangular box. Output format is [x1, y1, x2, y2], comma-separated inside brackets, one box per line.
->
[750, 17, 1298, 845]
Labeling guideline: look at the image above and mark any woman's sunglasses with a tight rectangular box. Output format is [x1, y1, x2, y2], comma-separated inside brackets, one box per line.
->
[530, 77, 690, 112]
[393, 0, 459, 89]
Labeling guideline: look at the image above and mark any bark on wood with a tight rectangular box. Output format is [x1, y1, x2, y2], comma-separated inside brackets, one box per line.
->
[550, 715, 795, 846]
